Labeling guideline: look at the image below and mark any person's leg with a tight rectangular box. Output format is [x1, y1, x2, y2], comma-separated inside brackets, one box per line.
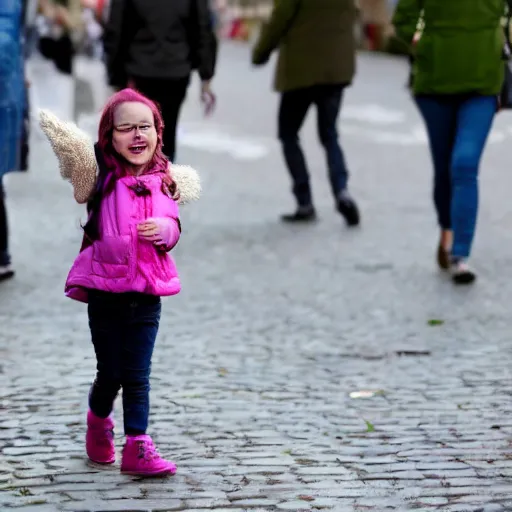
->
[86, 290, 123, 464]
[120, 295, 161, 436]
[120, 294, 176, 476]
[88, 292, 123, 417]
[19, 82, 30, 172]
[315, 84, 349, 194]
[0, 178, 14, 281]
[277, 88, 315, 220]
[314, 84, 360, 226]
[132, 77, 189, 162]
[151, 77, 189, 162]
[53, 34, 74, 75]
[415, 95, 458, 269]
[450, 95, 496, 281]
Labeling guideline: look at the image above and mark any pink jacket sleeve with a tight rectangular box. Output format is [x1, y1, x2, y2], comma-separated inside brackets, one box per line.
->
[150, 217, 181, 252]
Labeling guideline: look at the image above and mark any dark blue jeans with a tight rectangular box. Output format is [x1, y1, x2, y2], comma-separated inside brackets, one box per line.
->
[415, 94, 496, 259]
[0, 179, 10, 266]
[278, 84, 349, 207]
[88, 290, 161, 436]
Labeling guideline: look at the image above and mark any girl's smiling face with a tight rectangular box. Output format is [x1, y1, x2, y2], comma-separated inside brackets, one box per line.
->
[112, 101, 158, 173]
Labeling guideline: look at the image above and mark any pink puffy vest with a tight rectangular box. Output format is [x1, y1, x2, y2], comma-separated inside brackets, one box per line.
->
[65, 171, 181, 303]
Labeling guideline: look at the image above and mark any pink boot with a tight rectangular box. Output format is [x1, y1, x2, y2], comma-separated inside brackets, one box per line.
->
[121, 435, 177, 476]
[86, 410, 116, 464]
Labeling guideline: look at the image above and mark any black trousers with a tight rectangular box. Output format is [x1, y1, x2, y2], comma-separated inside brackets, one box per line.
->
[132, 76, 190, 162]
[0, 178, 9, 266]
[278, 84, 349, 207]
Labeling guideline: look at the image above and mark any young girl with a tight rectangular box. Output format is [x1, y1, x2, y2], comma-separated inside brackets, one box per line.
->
[39, 88, 200, 476]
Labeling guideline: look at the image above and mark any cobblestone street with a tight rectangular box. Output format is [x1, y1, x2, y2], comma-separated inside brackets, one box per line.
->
[1, 44, 512, 511]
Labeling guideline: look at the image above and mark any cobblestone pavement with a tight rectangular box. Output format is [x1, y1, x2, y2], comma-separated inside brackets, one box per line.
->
[1, 45, 512, 512]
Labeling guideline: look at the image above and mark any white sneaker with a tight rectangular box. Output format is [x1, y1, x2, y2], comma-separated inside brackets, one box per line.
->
[0, 265, 14, 282]
[450, 260, 476, 285]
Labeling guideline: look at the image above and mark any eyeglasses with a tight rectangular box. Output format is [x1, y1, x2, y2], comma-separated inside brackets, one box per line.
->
[113, 123, 154, 133]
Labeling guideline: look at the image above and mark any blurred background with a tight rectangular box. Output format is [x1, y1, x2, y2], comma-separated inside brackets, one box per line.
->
[0, 0, 408, 180]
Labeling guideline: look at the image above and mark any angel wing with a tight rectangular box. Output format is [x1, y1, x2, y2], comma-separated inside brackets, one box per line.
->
[38, 109, 201, 205]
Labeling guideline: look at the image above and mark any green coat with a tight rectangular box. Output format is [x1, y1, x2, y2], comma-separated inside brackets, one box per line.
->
[252, 0, 356, 93]
[393, 0, 507, 95]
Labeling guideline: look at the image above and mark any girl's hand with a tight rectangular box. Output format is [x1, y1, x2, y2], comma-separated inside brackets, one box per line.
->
[137, 218, 181, 251]
[137, 220, 161, 242]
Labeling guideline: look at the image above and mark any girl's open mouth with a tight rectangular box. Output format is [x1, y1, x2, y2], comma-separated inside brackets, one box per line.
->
[129, 144, 147, 155]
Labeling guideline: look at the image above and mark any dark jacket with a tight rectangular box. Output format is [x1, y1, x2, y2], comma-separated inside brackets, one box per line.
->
[393, 0, 507, 95]
[252, 0, 356, 93]
[104, 0, 216, 88]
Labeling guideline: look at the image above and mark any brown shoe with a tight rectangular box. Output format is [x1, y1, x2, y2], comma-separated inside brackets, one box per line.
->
[437, 244, 450, 270]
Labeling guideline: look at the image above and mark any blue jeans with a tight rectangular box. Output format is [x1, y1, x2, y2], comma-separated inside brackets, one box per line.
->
[415, 94, 496, 259]
[278, 84, 350, 207]
[88, 290, 161, 436]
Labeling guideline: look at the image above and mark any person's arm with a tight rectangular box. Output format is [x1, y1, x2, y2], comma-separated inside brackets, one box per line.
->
[252, 0, 300, 65]
[103, 0, 128, 88]
[40, 0, 83, 32]
[64, 0, 84, 31]
[190, 0, 216, 82]
[392, 0, 423, 45]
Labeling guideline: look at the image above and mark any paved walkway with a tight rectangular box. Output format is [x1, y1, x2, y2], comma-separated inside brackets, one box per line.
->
[1, 45, 512, 512]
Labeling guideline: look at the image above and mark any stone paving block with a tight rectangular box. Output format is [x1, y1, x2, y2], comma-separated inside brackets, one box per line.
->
[439, 506, 501, 512]
[182, 498, 232, 508]
[175, 510, 253, 512]
[276, 500, 320, 510]
[61, 499, 184, 511]
[415, 496, 450, 506]
[5, 506, 57, 512]
[361, 470, 426, 480]
[230, 498, 280, 507]
[295, 467, 354, 476]
[222, 466, 291, 476]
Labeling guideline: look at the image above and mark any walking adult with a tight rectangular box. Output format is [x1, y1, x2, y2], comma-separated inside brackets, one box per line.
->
[252, 0, 360, 226]
[0, 0, 34, 281]
[37, 0, 83, 75]
[393, 0, 507, 284]
[104, 0, 217, 162]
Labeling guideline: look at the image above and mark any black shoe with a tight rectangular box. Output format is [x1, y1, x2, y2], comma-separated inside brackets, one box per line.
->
[0, 265, 14, 282]
[337, 194, 360, 227]
[281, 206, 317, 223]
